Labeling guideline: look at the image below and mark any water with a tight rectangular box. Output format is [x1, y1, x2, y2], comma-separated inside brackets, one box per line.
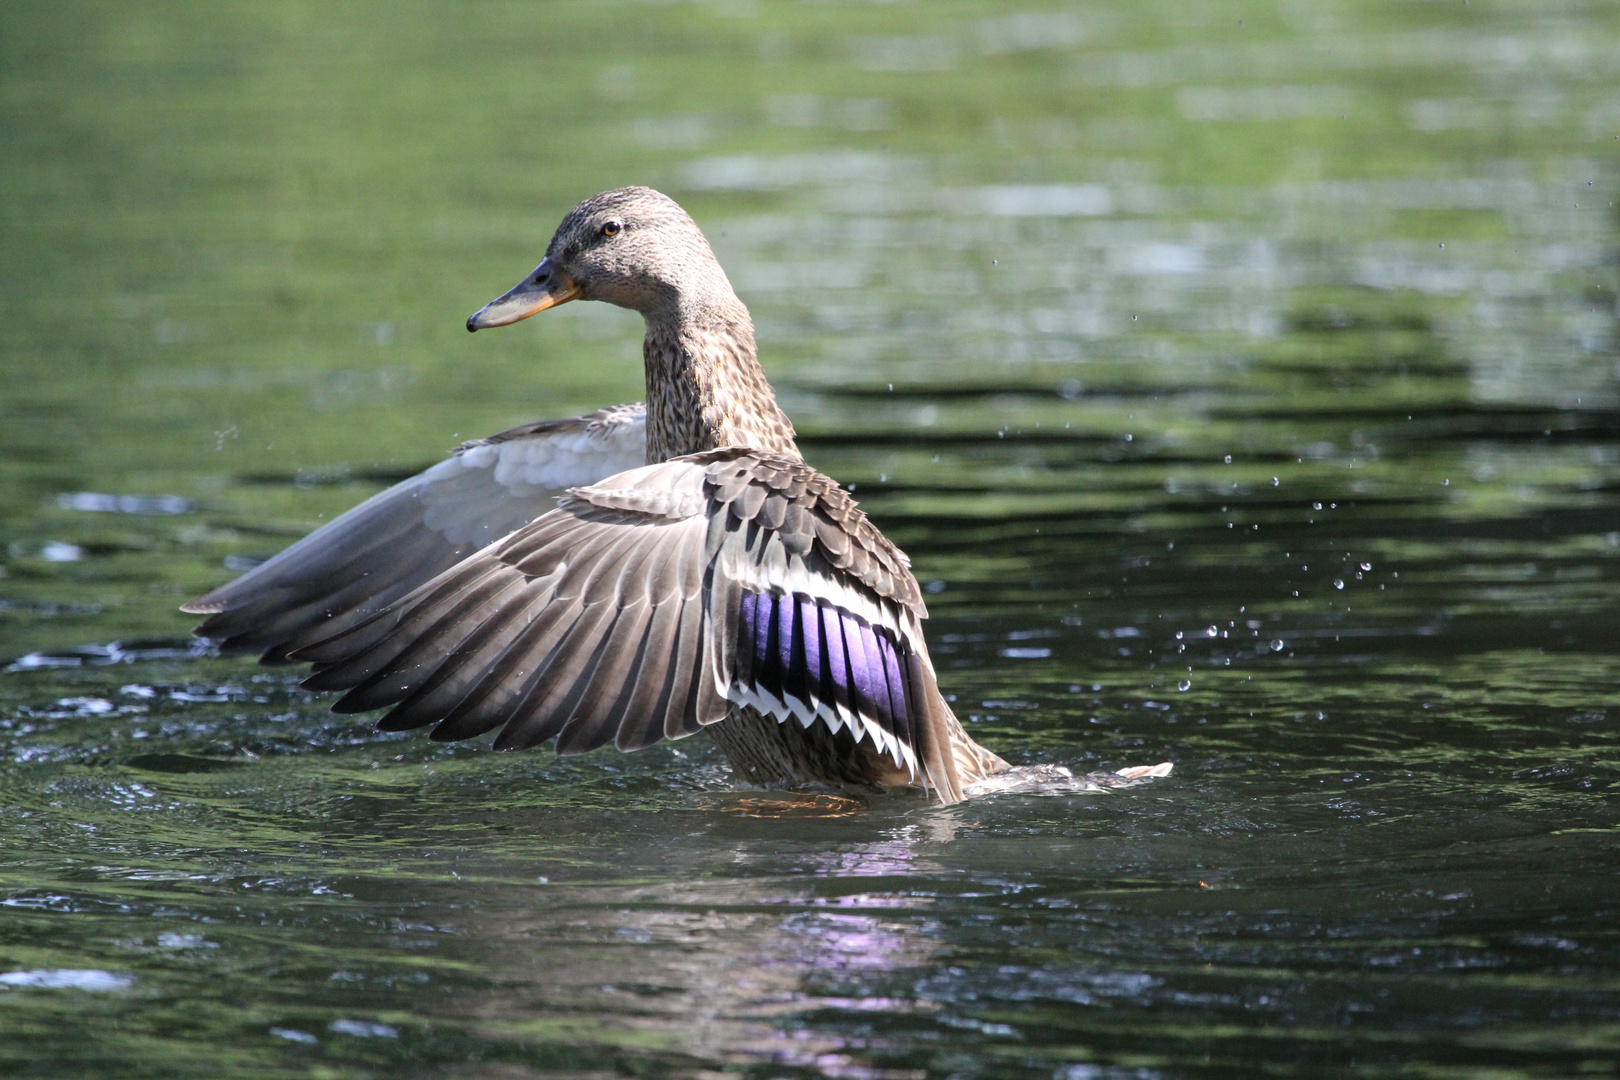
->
[3, 2, 1619, 1076]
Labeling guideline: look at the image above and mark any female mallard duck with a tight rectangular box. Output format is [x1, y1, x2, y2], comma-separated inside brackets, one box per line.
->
[182, 187, 1169, 803]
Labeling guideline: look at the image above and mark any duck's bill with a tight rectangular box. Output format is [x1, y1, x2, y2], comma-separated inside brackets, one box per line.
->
[466, 259, 582, 331]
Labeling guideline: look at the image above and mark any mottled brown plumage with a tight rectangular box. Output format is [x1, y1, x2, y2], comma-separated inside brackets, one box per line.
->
[643, 318, 798, 462]
[701, 450, 920, 611]
[522, 187, 799, 461]
[185, 186, 1046, 803]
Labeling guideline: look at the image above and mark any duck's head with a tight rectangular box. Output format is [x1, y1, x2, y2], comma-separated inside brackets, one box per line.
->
[467, 186, 735, 331]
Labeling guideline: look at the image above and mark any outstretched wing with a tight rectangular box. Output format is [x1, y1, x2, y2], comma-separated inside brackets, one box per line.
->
[181, 404, 646, 662]
[289, 448, 963, 802]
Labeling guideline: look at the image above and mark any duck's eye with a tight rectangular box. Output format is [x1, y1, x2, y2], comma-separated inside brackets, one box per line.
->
[601, 220, 622, 237]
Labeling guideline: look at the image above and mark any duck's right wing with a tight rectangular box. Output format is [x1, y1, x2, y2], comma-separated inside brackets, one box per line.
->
[288, 448, 968, 803]
[181, 404, 646, 663]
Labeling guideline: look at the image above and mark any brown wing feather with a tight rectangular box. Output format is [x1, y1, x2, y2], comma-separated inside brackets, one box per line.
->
[611, 603, 683, 751]
[492, 600, 621, 751]
[372, 581, 559, 732]
[426, 596, 588, 742]
[693, 448, 921, 611]
[289, 477, 721, 756]
[326, 570, 532, 711]
[280, 450, 977, 803]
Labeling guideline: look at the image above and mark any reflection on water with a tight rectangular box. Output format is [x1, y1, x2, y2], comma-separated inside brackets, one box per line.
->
[433, 823, 958, 1071]
[3, 1, 1620, 1076]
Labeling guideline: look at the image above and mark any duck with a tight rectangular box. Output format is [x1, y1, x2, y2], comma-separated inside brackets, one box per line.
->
[182, 187, 1170, 803]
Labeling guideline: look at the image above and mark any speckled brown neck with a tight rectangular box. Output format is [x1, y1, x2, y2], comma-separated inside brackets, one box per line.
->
[642, 305, 800, 463]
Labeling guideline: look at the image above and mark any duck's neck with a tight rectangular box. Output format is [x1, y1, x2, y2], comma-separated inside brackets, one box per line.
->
[641, 302, 800, 463]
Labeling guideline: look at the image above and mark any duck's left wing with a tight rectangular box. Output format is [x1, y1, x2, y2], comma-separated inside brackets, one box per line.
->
[181, 404, 646, 662]
[289, 448, 964, 802]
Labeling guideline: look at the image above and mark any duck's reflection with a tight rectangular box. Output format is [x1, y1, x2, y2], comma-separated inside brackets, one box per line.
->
[435, 815, 964, 1071]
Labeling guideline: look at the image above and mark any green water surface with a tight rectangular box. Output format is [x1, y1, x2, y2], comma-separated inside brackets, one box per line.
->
[3, 2, 1620, 1077]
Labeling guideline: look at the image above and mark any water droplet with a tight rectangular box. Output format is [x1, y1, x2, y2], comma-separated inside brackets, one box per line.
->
[1360, 562, 1371, 571]
[1270, 639, 1284, 651]
[1206, 626, 1218, 637]
[1177, 680, 1191, 691]
[1333, 579, 1345, 590]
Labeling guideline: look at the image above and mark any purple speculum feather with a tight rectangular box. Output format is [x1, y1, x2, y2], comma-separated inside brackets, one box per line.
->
[736, 589, 911, 750]
[800, 597, 823, 689]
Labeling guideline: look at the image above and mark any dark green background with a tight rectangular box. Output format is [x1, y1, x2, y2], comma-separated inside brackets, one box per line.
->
[2, 2, 1619, 1077]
